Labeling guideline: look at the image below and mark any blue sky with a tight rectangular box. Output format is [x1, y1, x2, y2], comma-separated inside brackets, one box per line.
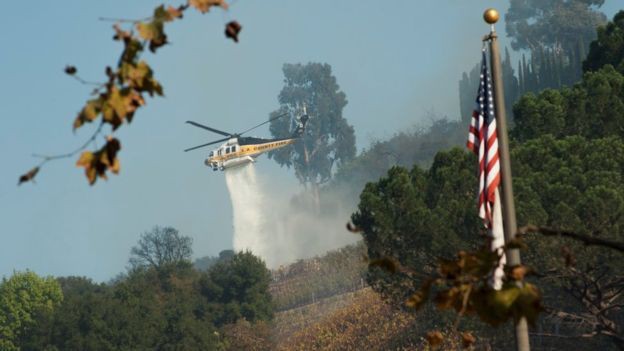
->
[1, 1, 621, 282]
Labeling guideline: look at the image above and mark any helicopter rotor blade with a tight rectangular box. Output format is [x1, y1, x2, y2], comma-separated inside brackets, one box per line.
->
[184, 137, 231, 152]
[186, 121, 232, 137]
[238, 112, 289, 136]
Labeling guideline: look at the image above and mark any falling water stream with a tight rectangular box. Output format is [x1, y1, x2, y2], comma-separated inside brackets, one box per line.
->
[224, 163, 266, 255]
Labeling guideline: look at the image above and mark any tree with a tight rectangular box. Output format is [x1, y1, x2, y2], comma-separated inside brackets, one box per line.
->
[505, 0, 606, 53]
[495, 0, 609, 100]
[332, 117, 466, 203]
[194, 249, 235, 271]
[511, 136, 624, 349]
[512, 66, 624, 142]
[200, 251, 273, 327]
[129, 226, 193, 271]
[115, 267, 220, 350]
[584, 10, 624, 74]
[23, 269, 224, 350]
[18, 277, 112, 350]
[0, 271, 63, 351]
[459, 63, 482, 125]
[268, 63, 356, 206]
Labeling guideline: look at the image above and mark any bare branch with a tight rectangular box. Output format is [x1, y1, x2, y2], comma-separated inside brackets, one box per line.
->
[98, 16, 149, 23]
[530, 332, 597, 339]
[518, 225, 624, 253]
[69, 74, 106, 88]
[452, 285, 472, 332]
[32, 122, 105, 166]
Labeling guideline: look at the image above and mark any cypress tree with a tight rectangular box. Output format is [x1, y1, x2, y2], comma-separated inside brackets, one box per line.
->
[522, 54, 530, 92]
[518, 59, 525, 94]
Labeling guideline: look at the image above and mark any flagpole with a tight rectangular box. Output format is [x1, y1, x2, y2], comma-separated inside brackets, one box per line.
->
[483, 8, 531, 351]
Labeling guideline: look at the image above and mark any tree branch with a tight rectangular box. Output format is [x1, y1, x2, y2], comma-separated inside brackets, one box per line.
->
[518, 225, 624, 253]
[530, 332, 597, 339]
[69, 74, 106, 88]
[32, 121, 105, 167]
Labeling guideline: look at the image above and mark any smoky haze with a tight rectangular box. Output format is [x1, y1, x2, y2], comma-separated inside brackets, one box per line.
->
[225, 163, 358, 268]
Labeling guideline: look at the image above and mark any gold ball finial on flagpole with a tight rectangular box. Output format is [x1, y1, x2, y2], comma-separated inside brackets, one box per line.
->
[483, 8, 500, 24]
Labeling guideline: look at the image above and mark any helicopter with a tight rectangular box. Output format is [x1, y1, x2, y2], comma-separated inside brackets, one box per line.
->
[184, 108, 309, 171]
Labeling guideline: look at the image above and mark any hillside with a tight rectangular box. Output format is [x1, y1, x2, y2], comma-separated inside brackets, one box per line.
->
[270, 243, 367, 312]
[268, 244, 443, 350]
[274, 288, 422, 351]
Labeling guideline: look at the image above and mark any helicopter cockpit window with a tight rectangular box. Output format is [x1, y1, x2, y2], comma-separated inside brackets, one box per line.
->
[208, 151, 214, 157]
[231, 146, 236, 152]
[226, 147, 230, 154]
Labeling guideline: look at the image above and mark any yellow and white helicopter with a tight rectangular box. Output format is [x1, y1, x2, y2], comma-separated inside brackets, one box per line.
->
[184, 108, 308, 171]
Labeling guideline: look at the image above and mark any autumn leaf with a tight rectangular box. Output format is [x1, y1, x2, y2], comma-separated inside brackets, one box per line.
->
[110, 157, 120, 174]
[425, 330, 444, 348]
[153, 4, 182, 22]
[76, 151, 97, 184]
[18, 167, 40, 185]
[136, 19, 168, 53]
[113, 24, 131, 41]
[64, 65, 77, 75]
[122, 38, 144, 63]
[472, 286, 520, 326]
[508, 265, 530, 281]
[136, 22, 160, 41]
[103, 88, 126, 129]
[75, 138, 122, 185]
[123, 90, 145, 123]
[406, 278, 433, 310]
[505, 238, 527, 250]
[490, 287, 520, 312]
[438, 258, 461, 279]
[189, 0, 228, 13]
[512, 283, 542, 326]
[405, 291, 427, 310]
[461, 331, 476, 348]
[73, 98, 103, 130]
[166, 5, 184, 20]
[120, 61, 163, 97]
[114, 24, 144, 63]
[104, 136, 121, 164]
[225, 21, 242, 42]
[434, 287, 460, 310]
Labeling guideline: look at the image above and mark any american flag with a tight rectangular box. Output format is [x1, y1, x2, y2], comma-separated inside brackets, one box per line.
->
[467, 49, 505, 290]
[467, 50, 500, 229]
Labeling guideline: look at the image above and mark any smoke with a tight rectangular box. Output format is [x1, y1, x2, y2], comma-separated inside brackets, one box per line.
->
[225, 163, 358, 268]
